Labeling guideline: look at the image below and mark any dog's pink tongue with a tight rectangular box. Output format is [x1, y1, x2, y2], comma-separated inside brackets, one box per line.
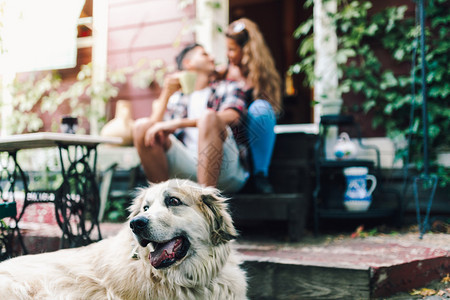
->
[150, 238, 182, 268]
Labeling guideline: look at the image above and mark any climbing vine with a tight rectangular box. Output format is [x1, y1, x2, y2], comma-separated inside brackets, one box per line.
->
[291, 0, 449, 185]
[3, 60, 167, 135]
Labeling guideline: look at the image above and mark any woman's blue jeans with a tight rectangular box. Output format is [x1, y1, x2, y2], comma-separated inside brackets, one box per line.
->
[247, 99, 276, 176]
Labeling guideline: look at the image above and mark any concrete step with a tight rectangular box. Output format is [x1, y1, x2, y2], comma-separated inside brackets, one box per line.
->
[7, 221, 450, 299]
[236, 238, 449, 299]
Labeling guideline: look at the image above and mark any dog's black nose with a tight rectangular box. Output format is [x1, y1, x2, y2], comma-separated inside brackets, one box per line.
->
[130, 216, 149, 233]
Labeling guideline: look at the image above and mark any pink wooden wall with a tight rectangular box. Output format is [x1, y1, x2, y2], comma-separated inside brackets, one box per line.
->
[107, 0, 196, 120]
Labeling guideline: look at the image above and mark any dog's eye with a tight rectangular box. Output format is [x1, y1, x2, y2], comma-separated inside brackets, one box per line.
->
[167, 197, 182, 207]
[143, 205, 149, 211]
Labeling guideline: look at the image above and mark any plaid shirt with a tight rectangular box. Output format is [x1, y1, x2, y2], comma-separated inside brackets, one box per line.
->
[165, 80, 249, 170]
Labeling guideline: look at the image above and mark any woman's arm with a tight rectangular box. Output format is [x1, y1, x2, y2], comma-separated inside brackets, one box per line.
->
[217, 109, 241, 126]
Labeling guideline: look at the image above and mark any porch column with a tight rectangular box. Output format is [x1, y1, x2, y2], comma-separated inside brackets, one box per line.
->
[313, 0, 340, 123]
[195, 0, 228, 65]
[314, 0, 340, 158]
[90, 0, 108, 135]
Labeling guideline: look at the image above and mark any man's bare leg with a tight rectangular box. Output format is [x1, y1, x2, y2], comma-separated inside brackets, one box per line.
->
[133, 118, 169, 183]
[197, 110, 227, 187]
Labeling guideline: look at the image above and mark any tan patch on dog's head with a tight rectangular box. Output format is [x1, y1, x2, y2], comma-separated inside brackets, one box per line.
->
[199, 190, 237, 245]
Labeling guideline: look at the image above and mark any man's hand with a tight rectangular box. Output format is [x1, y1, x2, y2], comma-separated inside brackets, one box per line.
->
[150, 73, 183, 123]
[161, 73, 182, 98]
[144, 119, 181, 147]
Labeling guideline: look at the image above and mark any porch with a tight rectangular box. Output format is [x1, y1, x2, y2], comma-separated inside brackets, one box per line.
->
[4, 129, 448, 299]
[11, 216, 450, 299]
[94, 131, 450, 299]
[1, 135, 446, 299]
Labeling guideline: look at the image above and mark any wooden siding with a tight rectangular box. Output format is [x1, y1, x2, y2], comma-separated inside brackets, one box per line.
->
[107, 0, 196, 119]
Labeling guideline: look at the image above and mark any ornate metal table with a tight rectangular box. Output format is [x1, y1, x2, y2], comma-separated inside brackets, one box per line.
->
[0, 133, 122, 258]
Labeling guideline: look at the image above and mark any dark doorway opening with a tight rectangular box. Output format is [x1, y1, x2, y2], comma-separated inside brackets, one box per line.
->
[229, 0, 313, 124]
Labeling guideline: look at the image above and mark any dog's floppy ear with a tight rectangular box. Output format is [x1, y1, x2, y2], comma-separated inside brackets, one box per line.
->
[201, 189, 237, 245]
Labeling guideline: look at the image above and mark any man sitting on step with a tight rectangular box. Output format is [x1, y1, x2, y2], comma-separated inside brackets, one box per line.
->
[133, 43, 250, 193]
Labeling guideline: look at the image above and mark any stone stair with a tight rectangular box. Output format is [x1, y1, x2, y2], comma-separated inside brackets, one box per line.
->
[8, 220, 450, 299]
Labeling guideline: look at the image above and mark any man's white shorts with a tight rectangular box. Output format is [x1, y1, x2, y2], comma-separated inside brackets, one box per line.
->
[166, 129, 249, 193]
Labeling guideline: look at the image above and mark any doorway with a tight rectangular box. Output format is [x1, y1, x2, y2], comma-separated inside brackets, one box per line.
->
[229, 0, 313, 124]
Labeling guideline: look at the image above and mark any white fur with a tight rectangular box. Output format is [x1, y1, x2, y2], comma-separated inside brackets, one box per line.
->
[0, 179, 247, 299]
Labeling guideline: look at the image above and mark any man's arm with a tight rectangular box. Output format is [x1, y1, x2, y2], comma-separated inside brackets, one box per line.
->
[145, 108, 241, 147]
[144, 118, 197, 147]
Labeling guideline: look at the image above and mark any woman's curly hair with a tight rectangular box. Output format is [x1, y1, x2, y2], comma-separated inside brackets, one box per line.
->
[226, 18, 282, 113]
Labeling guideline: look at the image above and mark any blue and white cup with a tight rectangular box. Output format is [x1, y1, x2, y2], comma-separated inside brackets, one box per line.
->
[343, 167, 377, 211]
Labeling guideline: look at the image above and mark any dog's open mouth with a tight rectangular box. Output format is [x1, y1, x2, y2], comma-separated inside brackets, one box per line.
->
[148, 237, 190, 269]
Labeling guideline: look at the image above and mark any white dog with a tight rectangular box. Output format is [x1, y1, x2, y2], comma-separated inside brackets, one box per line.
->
[0, 179, 247, 299]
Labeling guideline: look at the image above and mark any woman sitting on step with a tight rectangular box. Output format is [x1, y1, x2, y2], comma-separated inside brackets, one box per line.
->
[217, 18, 282, 194]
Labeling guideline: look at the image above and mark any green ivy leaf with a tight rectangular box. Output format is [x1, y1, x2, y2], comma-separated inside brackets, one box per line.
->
[298, 36, 314, 57]
[365, 23, 378, 36]
[294, 19, 313, 38]
[394, 49, 405, 61]
[363, 100, 376, 112]
[382, 71, 398, 88]
[384, 103, 394, 115]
